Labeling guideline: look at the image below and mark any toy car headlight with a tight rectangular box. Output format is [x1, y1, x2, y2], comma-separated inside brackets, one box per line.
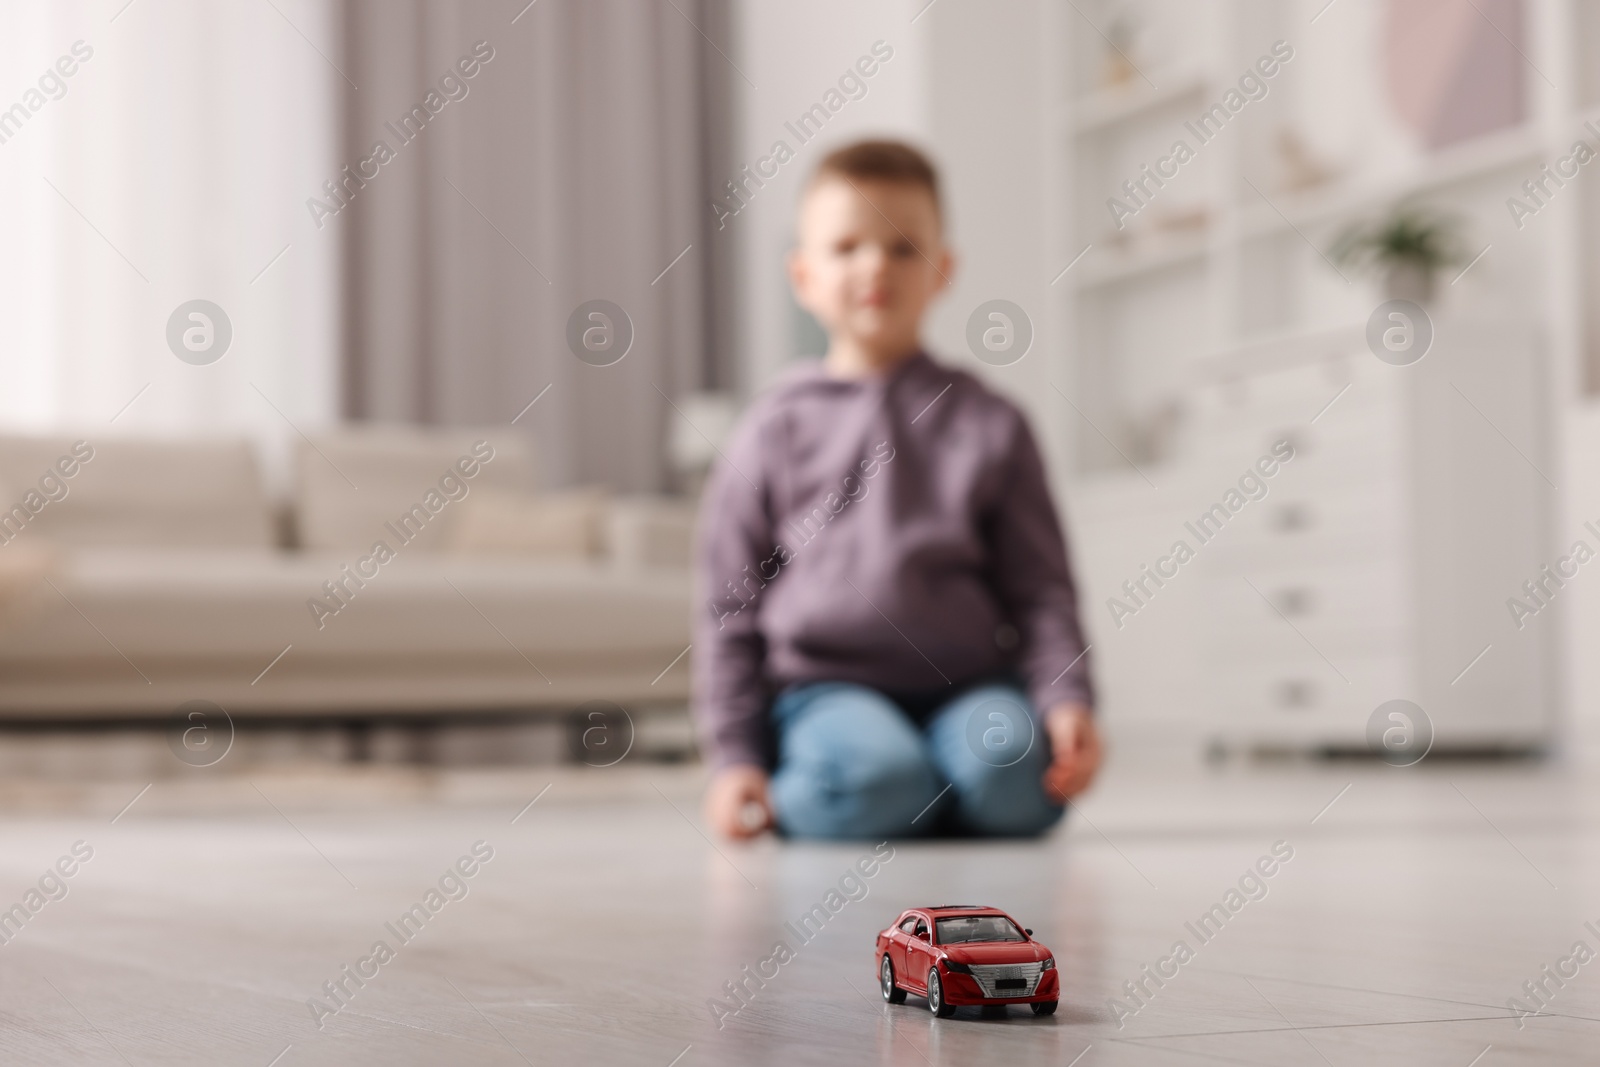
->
[1040, 957, 1055, 971]
[943, 960, 972, 974]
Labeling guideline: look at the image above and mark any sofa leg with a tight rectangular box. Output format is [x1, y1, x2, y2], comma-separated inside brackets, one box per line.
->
[567, 704, 633, 765]
[407, 722, 439, 764]
[343, 721, 372, 763]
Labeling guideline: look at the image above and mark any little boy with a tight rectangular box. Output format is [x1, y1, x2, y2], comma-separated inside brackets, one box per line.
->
[694, 140, 1100, 841]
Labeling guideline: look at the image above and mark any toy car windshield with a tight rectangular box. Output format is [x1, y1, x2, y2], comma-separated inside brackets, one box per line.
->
[935, 915, 1026, 944]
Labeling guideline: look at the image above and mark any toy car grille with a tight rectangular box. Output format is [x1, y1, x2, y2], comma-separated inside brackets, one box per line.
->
[968, 962, 1044, 998]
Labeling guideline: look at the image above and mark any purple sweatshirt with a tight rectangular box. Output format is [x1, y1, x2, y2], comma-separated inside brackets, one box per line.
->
[693, 350, 1094, 770]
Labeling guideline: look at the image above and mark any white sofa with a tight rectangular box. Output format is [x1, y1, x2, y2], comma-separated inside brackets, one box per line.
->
[0, 427, 694, 719]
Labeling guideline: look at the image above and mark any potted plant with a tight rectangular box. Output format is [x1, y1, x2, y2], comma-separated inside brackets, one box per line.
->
[1328, 201, 1467, 304]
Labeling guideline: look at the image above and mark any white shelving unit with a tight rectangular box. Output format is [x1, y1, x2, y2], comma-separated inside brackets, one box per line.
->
[1070, 66, 1212, 134]
[1051, 0, 1587, 752]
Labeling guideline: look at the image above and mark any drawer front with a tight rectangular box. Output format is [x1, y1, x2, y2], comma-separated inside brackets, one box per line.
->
[1204, 653, 1414, 747]
[1187, 346, 1394, 429]
[1185, 356, 1405, 493]
[1198, 547, 1412, 650]
[1207, 478, 1411, 568]
[1190, 354, 1362, 420]
[1186, 406, 1403, 487]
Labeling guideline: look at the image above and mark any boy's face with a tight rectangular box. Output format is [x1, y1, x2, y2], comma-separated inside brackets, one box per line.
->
[788, 176, 954, 358]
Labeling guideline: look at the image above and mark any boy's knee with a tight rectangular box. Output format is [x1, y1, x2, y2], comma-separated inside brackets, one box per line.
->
[770, 687, 942, 838]
[853, 744, 942, 812]
[926, 687, 1063, 836]
[951, 759, 1064, 837]
[929, 686, 1049, 775]
[774, 743, 942, 839]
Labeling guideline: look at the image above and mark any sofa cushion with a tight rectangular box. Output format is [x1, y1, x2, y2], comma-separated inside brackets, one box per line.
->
[0, 543, 56, 635]
[0, 547, 693, 714]
[0, 547, 689, 661]
[607, 495, 695, 569]
[446, 487, 610, 560]
[0, 435, 273, 548]
[296, 425, 538, 552]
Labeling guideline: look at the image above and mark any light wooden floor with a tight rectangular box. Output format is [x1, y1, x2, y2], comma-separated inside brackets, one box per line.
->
[0, 748, 1594, 1065]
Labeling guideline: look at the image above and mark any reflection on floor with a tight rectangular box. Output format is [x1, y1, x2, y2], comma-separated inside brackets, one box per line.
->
[0, 747, 1593, 1065]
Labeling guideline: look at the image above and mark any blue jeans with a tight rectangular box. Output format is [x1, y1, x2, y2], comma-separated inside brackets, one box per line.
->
[768, 681, 1065, 840]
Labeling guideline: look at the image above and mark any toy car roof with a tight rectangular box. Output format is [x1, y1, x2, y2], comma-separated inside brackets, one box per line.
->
[914, 905, 1006, 916]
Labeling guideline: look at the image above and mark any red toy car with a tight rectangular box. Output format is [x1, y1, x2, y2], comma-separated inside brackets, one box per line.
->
[875, 905, 1058, 1018]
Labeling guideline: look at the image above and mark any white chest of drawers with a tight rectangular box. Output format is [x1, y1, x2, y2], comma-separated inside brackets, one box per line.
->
[1178, 316, 1556, 754]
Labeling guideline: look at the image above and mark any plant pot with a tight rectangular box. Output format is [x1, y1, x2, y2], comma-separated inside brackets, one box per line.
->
[1384, 261, 1435, 304]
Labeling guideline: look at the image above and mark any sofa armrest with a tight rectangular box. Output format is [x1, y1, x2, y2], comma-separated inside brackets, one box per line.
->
[607, 495, 696, 570]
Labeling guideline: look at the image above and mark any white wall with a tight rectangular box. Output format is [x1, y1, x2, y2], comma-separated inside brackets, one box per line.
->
[0, 0, 340, 489]
[726, 0, 929, 390]
[919, 0, 1070, 486]
[1560, 405, 1600, 747]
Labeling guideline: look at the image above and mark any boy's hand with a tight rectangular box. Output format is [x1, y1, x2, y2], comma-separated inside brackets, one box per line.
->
[705, 764, 774, 840]
[1042, 703, 1101, 803]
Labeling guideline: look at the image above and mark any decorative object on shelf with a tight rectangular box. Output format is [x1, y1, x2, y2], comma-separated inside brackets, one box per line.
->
[1095, 206, 1207, 253]
[1100, 225, 1136, 249]
[1328, 201, 1467, 304]
[1274, 128, 1339, 194]
[1151, 205, 1209, 235]
[1101, 12, 1142, 89]
[1384, 0, 1525, 150]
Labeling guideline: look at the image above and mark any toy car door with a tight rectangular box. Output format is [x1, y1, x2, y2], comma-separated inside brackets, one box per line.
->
[891, 914, 919, 976]
[904, 916, 934, 992]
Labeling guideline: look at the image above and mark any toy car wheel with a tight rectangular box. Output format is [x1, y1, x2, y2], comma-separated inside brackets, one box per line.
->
[1031, 999, 1058, 1016]
[926, 969, 957, 1018]
[880, 956, 906, 1004]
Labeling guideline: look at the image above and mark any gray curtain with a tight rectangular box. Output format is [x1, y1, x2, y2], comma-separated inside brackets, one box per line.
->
[336, 0, 734, 491]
